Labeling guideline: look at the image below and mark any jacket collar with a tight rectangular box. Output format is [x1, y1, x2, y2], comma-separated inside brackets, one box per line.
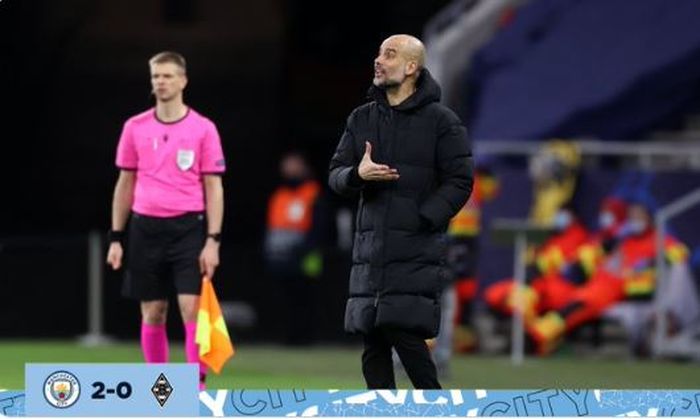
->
[367, 69, 442, 112]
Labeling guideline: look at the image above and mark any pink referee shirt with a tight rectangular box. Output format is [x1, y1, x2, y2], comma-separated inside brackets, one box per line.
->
[116, 108, 226, 217]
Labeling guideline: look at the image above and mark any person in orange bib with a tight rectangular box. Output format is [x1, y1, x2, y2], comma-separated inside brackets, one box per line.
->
[264, 151, 326, 345]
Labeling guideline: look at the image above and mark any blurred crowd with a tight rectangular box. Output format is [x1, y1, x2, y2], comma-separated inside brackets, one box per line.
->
[261, 140, 700, 377]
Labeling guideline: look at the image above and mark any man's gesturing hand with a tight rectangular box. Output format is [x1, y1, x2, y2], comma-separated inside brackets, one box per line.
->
[358, 141, 400, 181]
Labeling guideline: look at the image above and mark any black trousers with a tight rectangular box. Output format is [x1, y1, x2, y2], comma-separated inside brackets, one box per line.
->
[362, 327, 441, 389]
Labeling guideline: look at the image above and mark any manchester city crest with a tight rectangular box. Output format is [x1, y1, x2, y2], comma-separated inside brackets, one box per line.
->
[43, 371, 81, 408]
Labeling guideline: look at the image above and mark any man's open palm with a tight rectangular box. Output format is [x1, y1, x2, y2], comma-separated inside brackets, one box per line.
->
[358, 141, 400, 181]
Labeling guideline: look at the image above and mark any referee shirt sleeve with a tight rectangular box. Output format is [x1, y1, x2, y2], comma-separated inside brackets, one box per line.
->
[200, 120, 226, 174]
[115, 120, 138, 170]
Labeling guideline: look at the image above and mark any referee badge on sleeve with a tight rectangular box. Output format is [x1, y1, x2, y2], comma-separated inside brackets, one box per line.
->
[176, 149, 195, 171]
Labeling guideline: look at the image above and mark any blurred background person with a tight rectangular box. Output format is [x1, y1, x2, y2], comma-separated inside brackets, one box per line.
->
[528, 140, 582, 227]
[264, 151, 326, 346]
[430, 162, 499, 375]
[564, 195, 630, 285]
[528, 190, 700, 357]
[483, 203, 588, 335]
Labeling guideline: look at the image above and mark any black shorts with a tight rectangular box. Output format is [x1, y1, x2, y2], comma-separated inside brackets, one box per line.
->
[122, 212, 205, 301]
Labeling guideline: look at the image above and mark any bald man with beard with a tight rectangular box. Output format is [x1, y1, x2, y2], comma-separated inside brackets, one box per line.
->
[329, 35, 473, 389]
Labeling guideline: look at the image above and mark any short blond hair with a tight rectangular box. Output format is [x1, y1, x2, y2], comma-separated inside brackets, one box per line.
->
[149, 51, 187, 74]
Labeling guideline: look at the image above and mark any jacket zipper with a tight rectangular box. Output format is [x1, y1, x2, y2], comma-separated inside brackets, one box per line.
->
[378, 107, 398, 307]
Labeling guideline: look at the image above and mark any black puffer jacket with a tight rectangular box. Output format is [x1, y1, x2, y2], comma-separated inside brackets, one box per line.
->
[328, 70, 473, 338]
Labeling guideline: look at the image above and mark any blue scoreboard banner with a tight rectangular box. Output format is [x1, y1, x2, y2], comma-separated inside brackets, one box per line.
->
[2, 364, 700, 416]
[24, 364, 198, 417]
[196, 389, 700, 417]
[0, 391, 24, 417]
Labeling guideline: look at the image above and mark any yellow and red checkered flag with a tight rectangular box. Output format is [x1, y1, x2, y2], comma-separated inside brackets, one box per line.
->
[196, 277, 235, 374]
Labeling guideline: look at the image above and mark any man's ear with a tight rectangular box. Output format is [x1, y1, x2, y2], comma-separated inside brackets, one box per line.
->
[405, 61, 418, 76]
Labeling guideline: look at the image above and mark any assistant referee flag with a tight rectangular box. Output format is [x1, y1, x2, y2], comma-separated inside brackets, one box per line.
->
[196, 277, 235, 374]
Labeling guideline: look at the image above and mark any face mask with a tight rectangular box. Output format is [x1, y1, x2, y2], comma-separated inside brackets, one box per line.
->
[553, 211, 572, 231]
[282, 176, 307, 188]
[599, 212, 615, 229]
[623, 219, 648, 236]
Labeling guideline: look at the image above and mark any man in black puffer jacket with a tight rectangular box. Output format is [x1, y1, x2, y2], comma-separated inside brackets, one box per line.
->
[328, 34, 473, 389]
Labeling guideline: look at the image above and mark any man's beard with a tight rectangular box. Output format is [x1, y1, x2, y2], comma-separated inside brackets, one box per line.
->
[373, 78, 401, 90]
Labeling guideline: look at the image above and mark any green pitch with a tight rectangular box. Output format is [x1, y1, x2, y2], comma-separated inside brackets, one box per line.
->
[0, 340, 698, 389]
